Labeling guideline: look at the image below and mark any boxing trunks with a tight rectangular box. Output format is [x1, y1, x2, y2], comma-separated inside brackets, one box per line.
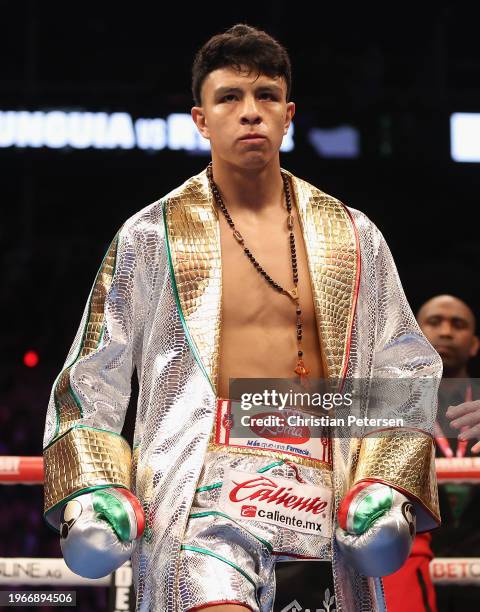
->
[177, 399, 335, 611]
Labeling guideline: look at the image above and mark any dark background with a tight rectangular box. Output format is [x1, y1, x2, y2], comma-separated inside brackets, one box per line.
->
[1, 1, 479, 608]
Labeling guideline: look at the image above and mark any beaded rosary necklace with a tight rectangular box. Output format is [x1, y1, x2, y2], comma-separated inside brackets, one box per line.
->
[206, 162, 310, 381]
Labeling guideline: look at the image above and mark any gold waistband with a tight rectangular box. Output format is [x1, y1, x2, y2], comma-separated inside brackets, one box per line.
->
[207, 437, 332, 471]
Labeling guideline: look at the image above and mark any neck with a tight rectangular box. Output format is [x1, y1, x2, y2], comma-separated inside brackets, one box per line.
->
[209, 155, 284, 213]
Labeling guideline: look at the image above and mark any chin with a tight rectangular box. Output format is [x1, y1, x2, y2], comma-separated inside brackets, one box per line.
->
[239, 152, 273, 170]
[216, 151, 273, 172]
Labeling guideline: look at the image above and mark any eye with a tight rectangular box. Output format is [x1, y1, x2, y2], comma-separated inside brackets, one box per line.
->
[259, 92, 277, 100]
[220, 94, 238, 102]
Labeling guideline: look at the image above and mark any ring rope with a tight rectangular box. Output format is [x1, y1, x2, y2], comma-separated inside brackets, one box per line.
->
[2, 456, 480, 485]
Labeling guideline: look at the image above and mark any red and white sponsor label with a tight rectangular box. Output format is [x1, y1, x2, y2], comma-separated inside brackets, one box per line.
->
[240, 505, 257, 517]
[430, 558, 480, 584]
[215, 399, 332, 464]
[219, 468, 333, 536]
[0, 456, 44, 484]
[0, 457, 20, 474]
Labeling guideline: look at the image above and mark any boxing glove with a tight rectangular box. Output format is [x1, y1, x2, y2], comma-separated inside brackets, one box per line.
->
[335, 481, 416, 577]
[60, 487, 145, 579]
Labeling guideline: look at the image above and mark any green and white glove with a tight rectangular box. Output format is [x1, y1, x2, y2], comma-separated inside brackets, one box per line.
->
[60, 487, 145, 579]
[335, 481, 416, 577]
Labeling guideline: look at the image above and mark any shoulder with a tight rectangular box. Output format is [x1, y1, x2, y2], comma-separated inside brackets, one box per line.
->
[344, 206, 384, 250]
[286, 170, 385, 252]
[119, 199, 165, 245]
[118, 169, 207, 244]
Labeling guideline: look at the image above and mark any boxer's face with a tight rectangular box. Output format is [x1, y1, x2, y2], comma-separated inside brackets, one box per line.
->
[191, 66, 294, 170]
[417, 296, 479, 374]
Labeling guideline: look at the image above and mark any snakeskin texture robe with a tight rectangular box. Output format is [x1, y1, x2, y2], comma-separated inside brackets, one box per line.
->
[43, 167, 442, 611]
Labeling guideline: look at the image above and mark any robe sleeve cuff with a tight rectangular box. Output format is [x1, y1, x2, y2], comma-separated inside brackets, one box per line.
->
[43, 425, 132, 531]
[353, 428, 440, 532]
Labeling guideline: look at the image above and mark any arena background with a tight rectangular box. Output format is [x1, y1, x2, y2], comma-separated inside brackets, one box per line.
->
[1, 2, 480, 610]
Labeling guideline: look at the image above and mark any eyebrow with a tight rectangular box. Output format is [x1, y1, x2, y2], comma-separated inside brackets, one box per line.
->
[214, 84, 284, 97]
[426, 314, 469, 325]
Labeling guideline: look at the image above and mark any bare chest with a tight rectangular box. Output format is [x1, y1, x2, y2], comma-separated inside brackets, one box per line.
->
[216, 207, 324, 391]
[220, 213, 316, 327]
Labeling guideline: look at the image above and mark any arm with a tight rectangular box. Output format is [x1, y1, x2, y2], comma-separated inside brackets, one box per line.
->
[43, 223, 144, 531]
[336, 222, 442, 576]
[351, 225, 442, 532]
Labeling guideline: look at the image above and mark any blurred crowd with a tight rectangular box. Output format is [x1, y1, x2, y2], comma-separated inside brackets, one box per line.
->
[0, 368, 108, 611]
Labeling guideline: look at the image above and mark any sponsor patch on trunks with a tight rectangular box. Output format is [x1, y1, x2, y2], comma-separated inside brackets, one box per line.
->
[215, 399, 331, 464]
[218, 468, 333, 536]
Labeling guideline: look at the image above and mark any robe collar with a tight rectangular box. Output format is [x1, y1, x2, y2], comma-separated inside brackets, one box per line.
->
[163, 167, 360, 393]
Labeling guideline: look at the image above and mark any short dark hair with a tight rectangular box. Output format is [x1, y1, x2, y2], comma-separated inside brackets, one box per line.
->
[192, 24, 292, 105]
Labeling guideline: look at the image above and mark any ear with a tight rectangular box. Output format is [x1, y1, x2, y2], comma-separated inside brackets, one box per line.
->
[191, 106, 210, 140]
[283, 101, 295, 135]
[469, 335, 480, 358]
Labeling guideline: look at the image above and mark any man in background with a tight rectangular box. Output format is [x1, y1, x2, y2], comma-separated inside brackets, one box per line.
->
[384, 294, 480, 612]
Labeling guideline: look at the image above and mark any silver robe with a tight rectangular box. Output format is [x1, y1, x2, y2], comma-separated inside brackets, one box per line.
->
[43, 168, 442, 611]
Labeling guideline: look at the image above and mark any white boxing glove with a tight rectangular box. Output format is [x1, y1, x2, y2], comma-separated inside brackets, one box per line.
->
[335, 481, 416, 577]
[60, 487, 145, 579]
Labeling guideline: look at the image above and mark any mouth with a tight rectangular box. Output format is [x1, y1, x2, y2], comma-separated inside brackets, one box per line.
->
[435, 345, 454, 355]
[239, 134, 267, 142]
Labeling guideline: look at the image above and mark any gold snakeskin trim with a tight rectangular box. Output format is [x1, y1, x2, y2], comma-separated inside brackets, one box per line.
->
[44, 426, 131, 518]
[354, 429, 440, 529]
[164, 172, 222, 391]
[207, 439, 332, 471]
[53, 235, 119, 435]
[285, 171, 359, 382]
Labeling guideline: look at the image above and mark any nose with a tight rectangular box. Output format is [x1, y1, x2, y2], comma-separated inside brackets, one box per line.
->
[240, 95, 261, 125]
[438, 321, 453, 338]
